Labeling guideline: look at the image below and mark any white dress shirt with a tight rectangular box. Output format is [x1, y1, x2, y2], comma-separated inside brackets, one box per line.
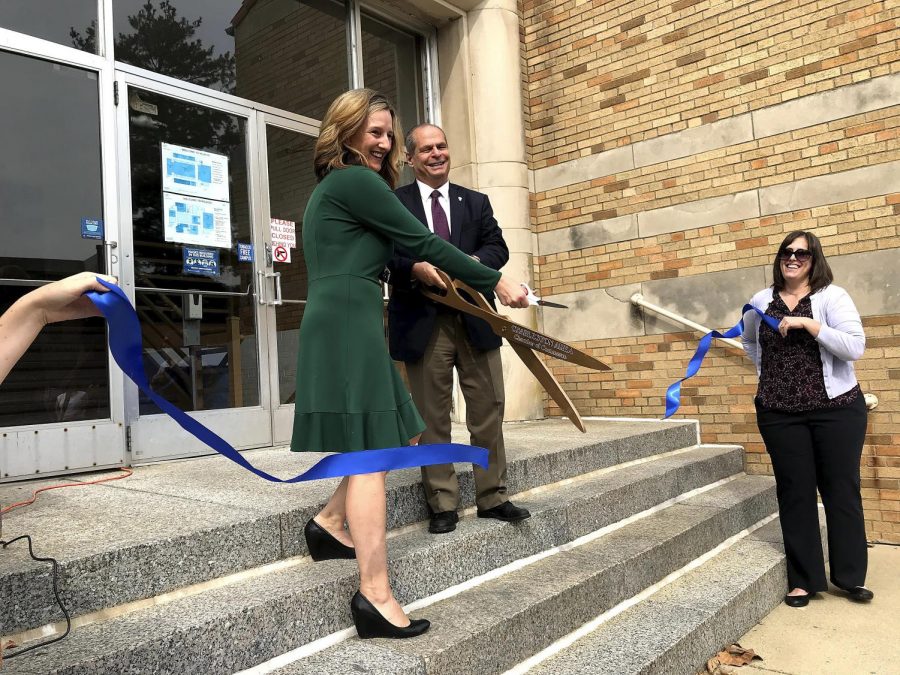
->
[416, 180, 451, 236]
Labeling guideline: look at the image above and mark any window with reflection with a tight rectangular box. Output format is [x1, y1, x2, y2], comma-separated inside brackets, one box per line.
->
[0, 1, 99, 53]
[361, 12, 424, 184]
[0, 51, 109, 426]
[104, 0, 349, 119]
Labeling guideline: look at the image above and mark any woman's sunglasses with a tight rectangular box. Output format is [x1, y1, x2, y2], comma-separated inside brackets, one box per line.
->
[778, 247, 812, 263]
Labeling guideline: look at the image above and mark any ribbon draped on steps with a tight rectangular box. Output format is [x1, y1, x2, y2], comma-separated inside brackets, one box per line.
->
[87, 279, 488, 481]
[664, 304, 780, 419]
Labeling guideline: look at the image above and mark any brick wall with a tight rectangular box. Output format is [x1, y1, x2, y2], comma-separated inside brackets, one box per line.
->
[521, 0, 900, 542]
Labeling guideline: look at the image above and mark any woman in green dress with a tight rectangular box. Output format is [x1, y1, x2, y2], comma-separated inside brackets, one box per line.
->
[291, 89, 529, 638]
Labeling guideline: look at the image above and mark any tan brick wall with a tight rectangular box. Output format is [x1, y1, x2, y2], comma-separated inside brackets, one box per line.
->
[522, 0, 900, 542]
[533, 109, 899, 239]
[521, 0, 897, 168]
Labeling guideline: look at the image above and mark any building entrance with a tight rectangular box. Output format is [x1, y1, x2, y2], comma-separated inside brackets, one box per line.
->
[117, 72, 318, 463]
[1, 0, 432, 480]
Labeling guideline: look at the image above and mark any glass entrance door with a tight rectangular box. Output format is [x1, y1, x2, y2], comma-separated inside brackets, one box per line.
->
[117, 75, 274, 462]
[0, 49, 124, 482]
[255, 118, 318, 444]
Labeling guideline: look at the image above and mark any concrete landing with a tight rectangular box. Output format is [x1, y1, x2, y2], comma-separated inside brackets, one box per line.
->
[735, 543, 899, 675]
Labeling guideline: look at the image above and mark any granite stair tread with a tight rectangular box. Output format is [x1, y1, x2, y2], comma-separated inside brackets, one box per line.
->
[527, 518, 824, 675]
[0, 443, 750, 674]
[272, 475, 777, 675]
[0, 419, 697, 634]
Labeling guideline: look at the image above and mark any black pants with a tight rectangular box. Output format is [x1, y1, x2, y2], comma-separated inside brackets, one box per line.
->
[755, 394, 868, 592]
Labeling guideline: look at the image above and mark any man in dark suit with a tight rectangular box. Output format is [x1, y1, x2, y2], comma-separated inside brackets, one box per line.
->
[387, 124, 530, 534]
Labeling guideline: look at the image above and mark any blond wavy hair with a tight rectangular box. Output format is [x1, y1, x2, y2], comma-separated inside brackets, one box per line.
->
[314, 89, 404, 188]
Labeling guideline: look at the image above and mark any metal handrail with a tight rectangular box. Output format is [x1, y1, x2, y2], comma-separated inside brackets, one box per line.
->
[630, 293, 743, 350]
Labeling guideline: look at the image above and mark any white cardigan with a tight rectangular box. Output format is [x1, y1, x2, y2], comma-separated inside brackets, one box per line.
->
[741, 284, 865, 399]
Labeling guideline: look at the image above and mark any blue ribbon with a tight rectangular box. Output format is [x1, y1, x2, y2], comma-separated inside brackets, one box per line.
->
[664, 304, 780, 419]
[87, 279, 488, 481]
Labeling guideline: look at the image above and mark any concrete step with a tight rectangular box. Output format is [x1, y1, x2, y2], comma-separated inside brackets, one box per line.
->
[526, 518, 826, 675]
[271, 474, 776, 675]
[0, 443, 746, 674]
[0, 419, 696, 635]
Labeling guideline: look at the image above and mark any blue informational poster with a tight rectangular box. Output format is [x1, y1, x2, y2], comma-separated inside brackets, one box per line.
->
[163, 193, 232, 248]
[161, 142, 232, 249]
[81, 218, 104, 240]
[161, 142, 230, 202]
[183, 246, 220, 277]
[237, 242, 253, 262]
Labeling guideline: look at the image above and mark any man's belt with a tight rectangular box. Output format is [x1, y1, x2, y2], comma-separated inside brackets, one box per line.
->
[420, 271, 611, 432]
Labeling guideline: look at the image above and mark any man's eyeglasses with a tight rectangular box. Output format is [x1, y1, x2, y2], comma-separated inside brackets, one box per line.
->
[778, 247, 812, 263]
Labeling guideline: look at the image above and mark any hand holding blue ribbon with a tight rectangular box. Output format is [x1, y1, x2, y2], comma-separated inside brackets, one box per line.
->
[663, 304, 780, 419]
[87, 279, 489, 481]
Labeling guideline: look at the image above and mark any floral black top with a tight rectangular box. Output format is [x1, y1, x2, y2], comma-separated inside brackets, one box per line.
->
[757, 293, 860, 412]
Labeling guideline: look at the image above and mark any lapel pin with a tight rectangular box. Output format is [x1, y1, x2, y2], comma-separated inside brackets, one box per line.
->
[458, 196, 462, 201]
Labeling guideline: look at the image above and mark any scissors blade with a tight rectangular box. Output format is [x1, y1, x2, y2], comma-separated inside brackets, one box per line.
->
[508, 341, 585, 432]
[419, 274, 610, 371]
[537, 299, 569, 309]
[498, 323, 611, 371]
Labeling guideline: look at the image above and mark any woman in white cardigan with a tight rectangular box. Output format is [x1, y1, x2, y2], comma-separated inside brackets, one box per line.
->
[742, 231, 872, 608]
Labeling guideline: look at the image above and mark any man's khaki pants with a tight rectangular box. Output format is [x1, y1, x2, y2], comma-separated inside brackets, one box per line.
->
[405, 313, 507, 512]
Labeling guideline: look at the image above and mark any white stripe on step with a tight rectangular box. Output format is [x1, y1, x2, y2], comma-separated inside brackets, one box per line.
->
[237, 471, 745, 674]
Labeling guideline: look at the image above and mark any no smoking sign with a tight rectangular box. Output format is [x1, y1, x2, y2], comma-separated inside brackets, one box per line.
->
[273, 244, 291, 263]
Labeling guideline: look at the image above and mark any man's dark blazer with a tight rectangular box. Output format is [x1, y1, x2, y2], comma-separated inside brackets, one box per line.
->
[387, 181, 509, 363]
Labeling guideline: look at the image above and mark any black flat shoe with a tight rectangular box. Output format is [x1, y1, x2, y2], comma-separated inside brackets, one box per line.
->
[845, 586, 874, 602]
[304, 518, 355, 561]
[350, 591, 430, 639]
[429, 511, 459, 534]
[784, 591, 815, 607]
[477, 500, 531, 522]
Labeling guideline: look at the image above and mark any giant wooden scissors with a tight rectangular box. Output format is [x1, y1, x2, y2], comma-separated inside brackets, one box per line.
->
[420, 270, 611, 432]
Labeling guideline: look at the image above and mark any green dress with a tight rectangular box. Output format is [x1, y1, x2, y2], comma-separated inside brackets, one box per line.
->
[291, 166, 502, 453]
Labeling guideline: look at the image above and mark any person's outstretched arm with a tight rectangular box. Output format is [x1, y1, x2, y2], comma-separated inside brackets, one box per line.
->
[0, 272, 117, 385]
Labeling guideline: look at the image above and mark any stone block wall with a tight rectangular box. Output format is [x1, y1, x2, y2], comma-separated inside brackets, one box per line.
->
[520, 0, 900, 542]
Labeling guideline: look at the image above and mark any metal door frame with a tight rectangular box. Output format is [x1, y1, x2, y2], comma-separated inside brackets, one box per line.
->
[253, 113, 320, 445]
[0, 29, 126, 481]
[113, 70, 295, 462]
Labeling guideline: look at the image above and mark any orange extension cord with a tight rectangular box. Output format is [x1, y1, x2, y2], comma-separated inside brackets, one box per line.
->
[0, 468, 133, 516]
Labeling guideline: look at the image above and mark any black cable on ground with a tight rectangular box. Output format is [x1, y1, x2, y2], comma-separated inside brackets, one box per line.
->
[0, 534, 71, 660]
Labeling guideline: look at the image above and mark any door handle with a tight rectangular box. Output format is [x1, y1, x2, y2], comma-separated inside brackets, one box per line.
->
[256, 270, 267, 306]
[265, 271, 282, 306]
[103, 240, 118, 269]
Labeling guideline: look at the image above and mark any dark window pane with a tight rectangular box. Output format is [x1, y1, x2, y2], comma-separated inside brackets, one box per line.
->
[361, 13, 423, 131]
[0, 51, 109, 425]
[0, 1, 99, 54]
[112, 0, 240, 93]
[112, 0, 349, 118]
[361, 13, 423, 184]
[265, 126, 316, 403]
[233, 0, 349, 119]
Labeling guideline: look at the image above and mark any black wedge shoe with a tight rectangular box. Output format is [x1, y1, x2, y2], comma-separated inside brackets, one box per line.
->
[304, 518, 356, 561]
[350, 591, 430, 639]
